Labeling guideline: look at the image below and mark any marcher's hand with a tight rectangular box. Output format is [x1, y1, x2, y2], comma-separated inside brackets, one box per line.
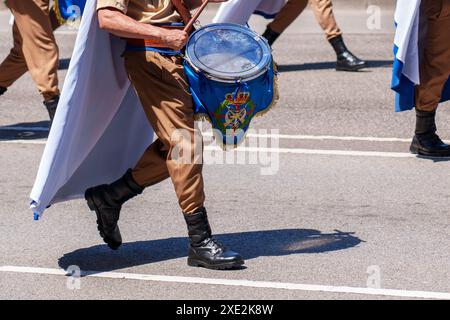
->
[161, 29, 189, 51]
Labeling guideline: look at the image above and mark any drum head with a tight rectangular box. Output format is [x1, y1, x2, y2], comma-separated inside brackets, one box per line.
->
[185, 23, 272, 81]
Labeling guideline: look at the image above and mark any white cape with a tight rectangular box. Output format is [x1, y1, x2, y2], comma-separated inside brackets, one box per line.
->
[30, 0, 154, 218]
[213, 0, 286, 25]
[393, 0, 421, 86]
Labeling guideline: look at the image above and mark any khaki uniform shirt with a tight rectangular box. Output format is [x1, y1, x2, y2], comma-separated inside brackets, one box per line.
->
[97, 0, 182, 24]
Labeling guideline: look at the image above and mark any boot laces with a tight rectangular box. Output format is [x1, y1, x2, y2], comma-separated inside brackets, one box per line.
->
[205, 238, 225, 254]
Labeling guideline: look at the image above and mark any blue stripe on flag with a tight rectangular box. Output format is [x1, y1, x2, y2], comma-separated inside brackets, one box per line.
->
[391, 45, 415, 112]
[391, 45, 450, 112]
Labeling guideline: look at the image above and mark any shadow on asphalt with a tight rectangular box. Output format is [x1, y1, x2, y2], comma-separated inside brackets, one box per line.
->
[277, 60, 392, 72]
[58, 229, 362, 273]
[416, 155, 450, 163]
[0, 121, 49, 140]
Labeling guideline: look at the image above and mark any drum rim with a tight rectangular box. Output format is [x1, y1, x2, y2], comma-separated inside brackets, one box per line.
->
[185, 23, 272, 82]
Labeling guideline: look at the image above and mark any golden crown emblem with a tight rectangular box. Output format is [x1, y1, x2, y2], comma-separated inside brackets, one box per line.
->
[225, 91, 250, 105]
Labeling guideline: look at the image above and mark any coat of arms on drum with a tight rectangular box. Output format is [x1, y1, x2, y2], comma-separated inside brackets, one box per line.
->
[214, 90, 256, 135]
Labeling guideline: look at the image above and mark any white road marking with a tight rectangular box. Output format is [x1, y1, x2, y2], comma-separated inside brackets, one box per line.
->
[0, 266, 449, 299]
[205, 146, 416, 158]
[201, 132, 413, 143]
[0, 139, 416, 158]
[0, 138, 421, 158]
[0, 128, 412, 142]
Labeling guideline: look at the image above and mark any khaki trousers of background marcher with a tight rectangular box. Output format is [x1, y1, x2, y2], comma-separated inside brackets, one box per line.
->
[268, 0, 342, 40]
[124, 50, 205, 215]
[415, 0, 450, 112]
[0, 0, 59, 101]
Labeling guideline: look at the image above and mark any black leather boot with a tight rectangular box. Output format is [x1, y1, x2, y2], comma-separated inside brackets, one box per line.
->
[85, 169, 144, 250]
[184, 208, 244, 270]
[43, 95, 60, 122]
[262, 26, 281, 46]
[410, 109, 450, 157]
[329, 35, 367, 71]
[0, 86, 7, 96]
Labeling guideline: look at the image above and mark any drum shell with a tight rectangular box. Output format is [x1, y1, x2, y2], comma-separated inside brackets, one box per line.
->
[183, 59, 278, 146]
[184, 58, 271, 83]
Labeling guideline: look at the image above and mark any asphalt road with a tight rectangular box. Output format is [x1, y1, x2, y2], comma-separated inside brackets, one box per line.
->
[0, 5, 449, 300]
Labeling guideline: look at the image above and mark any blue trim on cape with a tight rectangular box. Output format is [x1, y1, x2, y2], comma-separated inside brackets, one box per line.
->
[391, 45, 415, 112]
[254, 10, 278, 19]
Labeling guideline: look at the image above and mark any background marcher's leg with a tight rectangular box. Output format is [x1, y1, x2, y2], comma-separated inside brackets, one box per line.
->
[6, 0, 60, 104]
[0, 23, 28, 95]
[411, 0, 450, 157]
[309, 0, 341, 40]
[265, 0, 309, 45]
[309, 0, 366, 71]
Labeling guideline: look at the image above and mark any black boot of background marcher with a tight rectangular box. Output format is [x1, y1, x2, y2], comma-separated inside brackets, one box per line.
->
[43, 95, 60, 123]
[329, 35, 367, 71]
[0, 86, 7, 96]
[262, 26, 281, 46]
[85, 169, 144, 250]
[185, 208, 244, 270]
[410, 109, 450, 157]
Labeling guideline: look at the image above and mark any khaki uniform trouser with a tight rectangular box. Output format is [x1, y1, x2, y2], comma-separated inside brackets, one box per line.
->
[415, 0, 450, 112]
[0, 0, 60, 101]
[268, 0, 342, 40]
[124, 50, 205, 215]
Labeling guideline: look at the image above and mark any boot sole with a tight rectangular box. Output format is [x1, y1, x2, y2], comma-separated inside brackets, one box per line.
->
[187, 258, 245, 270]
[85, 189, 122, 250]
[410, 145, 450, 158]
[336, 64, 367, 72]
[336, 65, 367, 72]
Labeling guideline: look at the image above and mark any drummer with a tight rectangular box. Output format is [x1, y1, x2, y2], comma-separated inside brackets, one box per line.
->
[90, 0, 245, 270]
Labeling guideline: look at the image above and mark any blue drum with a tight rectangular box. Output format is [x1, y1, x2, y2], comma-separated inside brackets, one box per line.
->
[184, 23, 278, 148]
